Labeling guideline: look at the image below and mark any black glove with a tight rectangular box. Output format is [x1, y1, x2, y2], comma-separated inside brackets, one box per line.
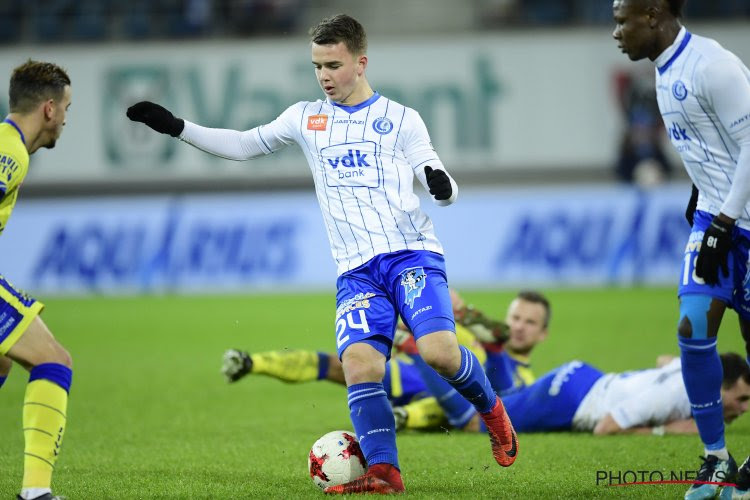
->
[686, 184, 699, 227]
[424, 166, 452, 200]
[126, 101, 185, 137]
[695, 216, 733, 285]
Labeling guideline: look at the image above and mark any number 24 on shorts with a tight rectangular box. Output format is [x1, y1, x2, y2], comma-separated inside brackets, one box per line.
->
[336, 310, 371, 348]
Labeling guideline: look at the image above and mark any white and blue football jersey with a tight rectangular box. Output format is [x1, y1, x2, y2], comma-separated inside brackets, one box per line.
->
[654, 27, 750, 227]
[572, 358, 691, 431]
[180, 93, 456, 275]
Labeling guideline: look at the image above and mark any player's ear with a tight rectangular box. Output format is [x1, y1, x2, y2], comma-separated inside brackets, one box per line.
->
[42, 99, 55, 120]
[357, 54, 368, 75]
[646, 5, 661, 28]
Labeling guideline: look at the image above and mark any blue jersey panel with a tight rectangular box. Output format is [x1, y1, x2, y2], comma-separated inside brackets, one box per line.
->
[679, 210, 750, 319]
[503, 361, 603, 432]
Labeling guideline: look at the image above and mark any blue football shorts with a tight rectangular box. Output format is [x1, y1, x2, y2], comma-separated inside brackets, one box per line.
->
[334, 249, 455, 359]
[0, 274, 44, 355]
[679, 210, 750, 319]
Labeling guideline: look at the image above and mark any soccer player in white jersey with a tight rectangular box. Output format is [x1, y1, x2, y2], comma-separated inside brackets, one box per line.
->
[127, 14, 518, 495]
[612, 1, 750, 498]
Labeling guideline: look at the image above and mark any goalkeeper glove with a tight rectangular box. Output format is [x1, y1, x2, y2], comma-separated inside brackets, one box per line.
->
[685, 184, 699, 227]
[695, 216, 733, 285]
[455, 305, 509, 344]
[126, 101, 185, 137]
[424, 166, 452, 200]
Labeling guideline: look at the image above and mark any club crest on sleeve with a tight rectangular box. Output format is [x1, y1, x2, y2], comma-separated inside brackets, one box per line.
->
[400, 267, 426, 308]
[372, 117, 393, 135]
[308, 114, 328, 131]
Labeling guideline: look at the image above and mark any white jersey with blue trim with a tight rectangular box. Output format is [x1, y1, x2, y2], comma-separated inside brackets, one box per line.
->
[179, 92, 455, 275]
[572, 358, 690, 431]
[654, 27, 750, 227]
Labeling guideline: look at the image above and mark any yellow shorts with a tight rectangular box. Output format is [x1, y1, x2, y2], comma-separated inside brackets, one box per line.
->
[0, 274, 44, 355]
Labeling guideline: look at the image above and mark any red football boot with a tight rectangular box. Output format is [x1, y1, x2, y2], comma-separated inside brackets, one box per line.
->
[324, 463, 405, 495]
[480, 396, 519, 467]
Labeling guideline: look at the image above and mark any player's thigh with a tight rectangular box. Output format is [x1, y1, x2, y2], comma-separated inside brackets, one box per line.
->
[6, 315, 71, 369]
[390, 251, 454, 339]
[334, 274, 397, 360]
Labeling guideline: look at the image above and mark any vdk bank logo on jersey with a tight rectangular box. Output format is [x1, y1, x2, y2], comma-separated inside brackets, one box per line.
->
[668, 122, 690, 142]
[321, 141, 381, 188]
[400, 267, 426, 308]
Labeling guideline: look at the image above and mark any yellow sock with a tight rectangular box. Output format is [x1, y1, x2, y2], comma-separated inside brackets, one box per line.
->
[403, 397, 448, 430]
[22, 379, 68, 489]
[250, 350, 320, 382]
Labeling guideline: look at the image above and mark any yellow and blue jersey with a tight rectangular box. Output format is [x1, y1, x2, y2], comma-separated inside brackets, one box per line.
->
[0, 119, 30, 236]
[0, 118, 43, 355]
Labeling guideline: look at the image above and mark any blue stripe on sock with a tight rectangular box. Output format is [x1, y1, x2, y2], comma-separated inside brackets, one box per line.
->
[29, 363, 72, 393]
[443, 346, 496, 414]
[316, 352, 330, 380]
[0, 375, 6, 389]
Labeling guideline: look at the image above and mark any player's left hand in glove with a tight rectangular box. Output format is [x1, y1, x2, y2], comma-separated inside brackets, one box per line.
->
[424, 166, 452, 200]
[685, 184, 699, 227]
[695, 215, 733, 285]
[126, 101, 185, 137]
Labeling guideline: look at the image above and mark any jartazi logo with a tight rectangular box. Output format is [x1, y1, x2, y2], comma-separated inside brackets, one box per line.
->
[307, 114, 328, 131]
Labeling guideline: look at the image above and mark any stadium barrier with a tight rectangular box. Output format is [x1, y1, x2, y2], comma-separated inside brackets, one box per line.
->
[0, 183, 692, 294]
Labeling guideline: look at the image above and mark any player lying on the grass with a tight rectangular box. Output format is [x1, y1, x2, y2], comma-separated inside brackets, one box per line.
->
[222, 289, 551, 427]
[400, 352, 750, 436]
[0, 60, 73, 500]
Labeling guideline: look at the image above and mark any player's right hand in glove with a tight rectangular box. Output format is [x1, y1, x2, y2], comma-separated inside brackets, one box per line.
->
[126, 101, 185, 137]
[424, 166, 452, 200]
[685, 184, 699, 227]
[695, 214, 733, 285]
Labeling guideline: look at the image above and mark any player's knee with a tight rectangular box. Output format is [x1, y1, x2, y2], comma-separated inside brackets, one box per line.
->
[342, 355, 384, 384]
[677, 316, 693, 338]
[35, 339, 73, 369]
[421, 347, 461, 376]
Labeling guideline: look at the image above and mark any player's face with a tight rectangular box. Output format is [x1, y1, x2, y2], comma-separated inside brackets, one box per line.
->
[505, 298, 548, 355]
[612, 0, 657, 61]
[312, 42, 366, 105]
[721, 377, 750, 423]
[43, 85, 72, 149]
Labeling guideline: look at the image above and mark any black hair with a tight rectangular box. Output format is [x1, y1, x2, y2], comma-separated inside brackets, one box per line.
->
[516, 290, 551, 328]
[720, 352, 750, 389]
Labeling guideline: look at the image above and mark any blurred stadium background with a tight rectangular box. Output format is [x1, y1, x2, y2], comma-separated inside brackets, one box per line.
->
[0, 1, 748, 295]
[2, 2, 750, 499]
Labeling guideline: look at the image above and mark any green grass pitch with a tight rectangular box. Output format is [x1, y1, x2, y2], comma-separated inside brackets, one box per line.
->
[1, 287, 748, 498]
